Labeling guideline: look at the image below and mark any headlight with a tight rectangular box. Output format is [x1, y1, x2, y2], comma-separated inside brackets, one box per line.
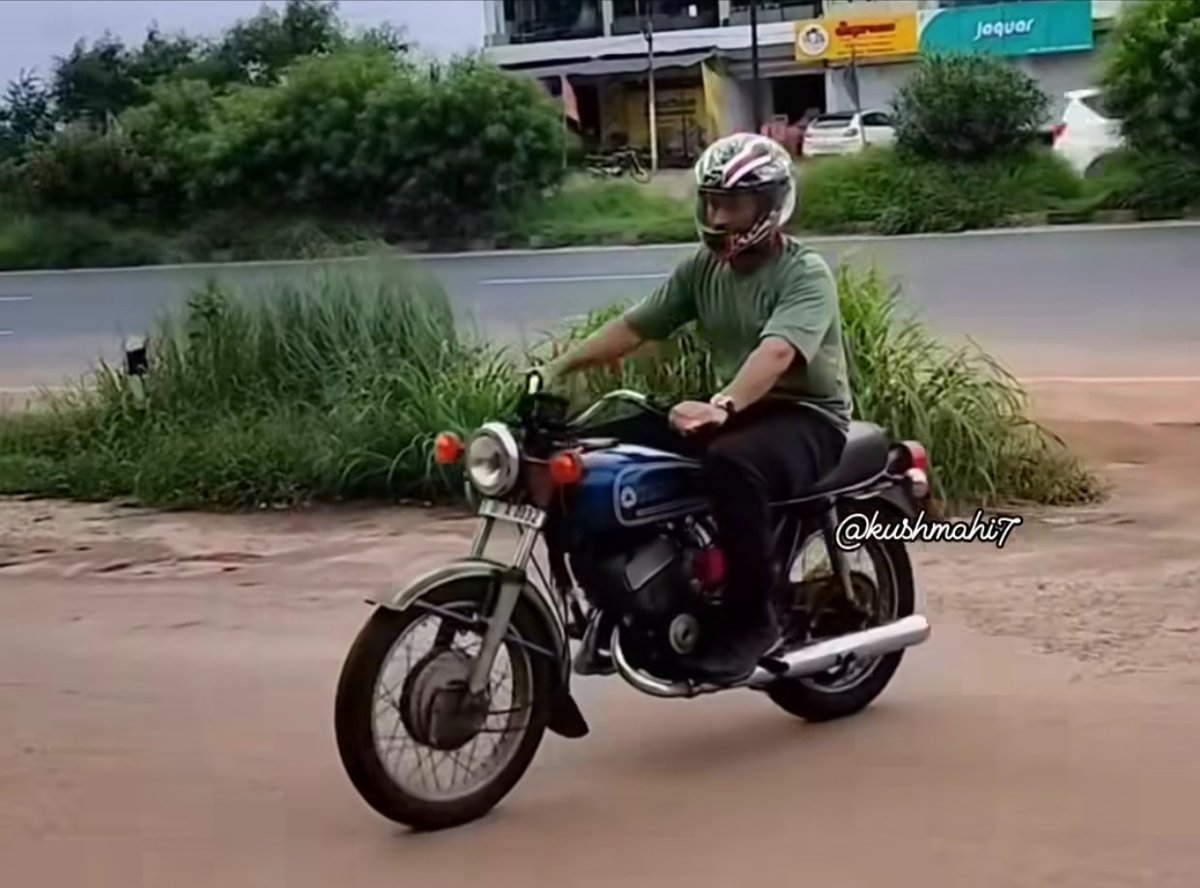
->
[465, 422, 520, 498]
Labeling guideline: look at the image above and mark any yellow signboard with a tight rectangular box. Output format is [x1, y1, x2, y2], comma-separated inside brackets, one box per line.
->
[794, 14, 919, 63]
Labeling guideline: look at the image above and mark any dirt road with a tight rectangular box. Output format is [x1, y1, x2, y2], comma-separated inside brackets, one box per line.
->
[3, 385, 1200, 888]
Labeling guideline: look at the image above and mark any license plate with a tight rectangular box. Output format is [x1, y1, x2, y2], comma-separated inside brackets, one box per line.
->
[478, 498, 546, 530]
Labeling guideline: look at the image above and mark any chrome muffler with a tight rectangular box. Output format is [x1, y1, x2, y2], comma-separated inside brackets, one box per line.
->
[746, 614, 931, 688]
[609, 614, 931, 699]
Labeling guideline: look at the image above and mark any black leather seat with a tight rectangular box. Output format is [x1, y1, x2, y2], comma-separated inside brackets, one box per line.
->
[771, 421, 890, 505]
[811, 421, 890, 494]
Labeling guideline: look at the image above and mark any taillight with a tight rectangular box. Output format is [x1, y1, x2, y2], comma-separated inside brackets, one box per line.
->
[902, 440, 928, 472]
[1051, 123, 1067, 145]
[434, 432, 464, 466]
[900, 440, 930, 500]
[548, 450, 584, 486]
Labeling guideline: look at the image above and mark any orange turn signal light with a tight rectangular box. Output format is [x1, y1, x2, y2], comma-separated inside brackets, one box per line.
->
[434, 432, 464, 466]
[548, 450, 584, 486]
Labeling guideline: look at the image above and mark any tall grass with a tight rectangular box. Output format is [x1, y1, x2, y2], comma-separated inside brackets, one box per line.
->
[0, 262, 514, 507]
[534, 264, 1101, 510]
[0, 259, 1100, 510]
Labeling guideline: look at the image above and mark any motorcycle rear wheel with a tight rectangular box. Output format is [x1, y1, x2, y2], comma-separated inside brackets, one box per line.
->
[766, 514, 915, 723]
[334, 578, 554, 831]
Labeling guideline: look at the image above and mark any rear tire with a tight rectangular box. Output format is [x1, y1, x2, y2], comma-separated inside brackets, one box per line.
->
[766, 511, 916, 723]
[334, 579, 555, 831]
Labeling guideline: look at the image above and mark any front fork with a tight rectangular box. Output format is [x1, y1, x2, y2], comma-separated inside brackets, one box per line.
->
[464, 517, 540, 695]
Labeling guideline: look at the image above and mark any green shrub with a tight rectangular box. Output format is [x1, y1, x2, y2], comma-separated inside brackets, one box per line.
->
[1101, 0, 1200, 156]
[796, 147, 1080, 234]
[1081, 149, 1200, 215]
[0, 260, 1099, 511]
[892, 52, 1050, 161]
[510, 179, 694, 246]
[0, 211, 174, 270]
[18, 122, 157, 216]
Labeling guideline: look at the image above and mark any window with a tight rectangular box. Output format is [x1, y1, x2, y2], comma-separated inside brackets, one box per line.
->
[861, 111, 893, 127]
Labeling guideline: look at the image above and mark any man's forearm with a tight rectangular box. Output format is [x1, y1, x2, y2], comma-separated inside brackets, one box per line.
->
[718, 336, 798, 411]
[556, 317, 646, 375]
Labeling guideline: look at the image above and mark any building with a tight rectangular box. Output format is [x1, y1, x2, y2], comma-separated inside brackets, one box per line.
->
[482, 0, 1131, 165]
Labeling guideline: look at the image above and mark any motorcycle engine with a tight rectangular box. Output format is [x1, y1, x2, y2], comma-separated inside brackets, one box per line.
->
[573, 521, 726, 676]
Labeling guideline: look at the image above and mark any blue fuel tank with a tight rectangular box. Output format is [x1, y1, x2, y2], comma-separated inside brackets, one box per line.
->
[567, 444, 709, 535]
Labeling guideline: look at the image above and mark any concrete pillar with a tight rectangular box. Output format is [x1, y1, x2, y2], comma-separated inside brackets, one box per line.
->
[718, 0, 732, 26]
[602, 0, 615, 36]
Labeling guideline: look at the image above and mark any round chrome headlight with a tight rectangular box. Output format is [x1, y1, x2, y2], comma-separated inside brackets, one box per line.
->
[465, 422, 520, 498]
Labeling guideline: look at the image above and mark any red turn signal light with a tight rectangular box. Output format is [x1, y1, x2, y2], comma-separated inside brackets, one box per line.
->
[548, 450, 584, 486]
[434, 432, 464, 466]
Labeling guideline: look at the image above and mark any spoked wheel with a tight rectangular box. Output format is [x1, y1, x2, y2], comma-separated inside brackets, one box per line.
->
[767, 506, 915, 722]
[628, 157, 651, 183]
[334, 579, 554, 831]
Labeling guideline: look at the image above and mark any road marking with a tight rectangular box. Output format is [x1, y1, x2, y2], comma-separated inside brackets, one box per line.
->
[481, 272, 668, 286]
[0, 295, 32, 302]
[0, 330, 13, 336]
[0, 219, 1195, 278]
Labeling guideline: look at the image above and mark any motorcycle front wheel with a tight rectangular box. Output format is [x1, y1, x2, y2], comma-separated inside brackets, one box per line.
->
[334, 577, 555, 831]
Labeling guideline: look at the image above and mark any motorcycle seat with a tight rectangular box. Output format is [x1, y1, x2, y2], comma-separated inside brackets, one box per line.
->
[776, 421, 890, 503]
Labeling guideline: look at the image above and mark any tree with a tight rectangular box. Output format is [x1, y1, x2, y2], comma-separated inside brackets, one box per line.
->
[199, 0, 350, 87]
[51, 33, 142, 125]
[891, 52, 1049, 162]
[1101, 0, 1200, 156]
[0, 71, 57, 160]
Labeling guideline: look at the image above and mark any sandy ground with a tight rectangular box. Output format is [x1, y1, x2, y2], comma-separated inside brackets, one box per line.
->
[3, 381, 1200, 887]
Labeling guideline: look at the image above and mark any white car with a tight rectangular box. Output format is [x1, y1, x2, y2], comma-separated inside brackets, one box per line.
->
[1052, 88, 1124, 177]
[801, 109, 896, 158]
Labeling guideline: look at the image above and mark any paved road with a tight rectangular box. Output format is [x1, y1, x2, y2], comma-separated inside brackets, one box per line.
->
[2, 222, 1199, 388]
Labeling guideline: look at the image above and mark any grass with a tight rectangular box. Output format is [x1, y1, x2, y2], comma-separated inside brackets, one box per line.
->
[0, 256, 1097, 511]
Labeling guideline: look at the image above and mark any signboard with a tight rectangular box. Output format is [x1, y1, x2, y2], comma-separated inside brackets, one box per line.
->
[794, 14, 920, 63]
[918, 0, 1094, 57]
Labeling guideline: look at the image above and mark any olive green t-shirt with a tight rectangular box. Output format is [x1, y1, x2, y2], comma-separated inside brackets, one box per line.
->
[623, 237, 852, 433]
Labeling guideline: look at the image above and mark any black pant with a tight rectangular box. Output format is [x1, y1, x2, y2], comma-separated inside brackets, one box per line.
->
[583, 398, 846, 624]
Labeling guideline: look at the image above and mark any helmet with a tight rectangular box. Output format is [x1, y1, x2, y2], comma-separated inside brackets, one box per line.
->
[693, 132, 796, 261]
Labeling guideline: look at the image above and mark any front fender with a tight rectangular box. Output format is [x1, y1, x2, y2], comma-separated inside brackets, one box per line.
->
[367, 558, 588, 740]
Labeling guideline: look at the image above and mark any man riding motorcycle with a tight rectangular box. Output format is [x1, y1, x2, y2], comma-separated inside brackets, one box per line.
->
[545, 133, 854, 684]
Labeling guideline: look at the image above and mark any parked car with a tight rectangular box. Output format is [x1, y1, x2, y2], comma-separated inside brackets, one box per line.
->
[801, 109, 896, 158]
[1052, 88, 1125, 177]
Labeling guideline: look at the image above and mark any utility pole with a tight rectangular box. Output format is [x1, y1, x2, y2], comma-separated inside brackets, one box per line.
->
[749, 0, 762, 132]
[639, 0, 658, 173]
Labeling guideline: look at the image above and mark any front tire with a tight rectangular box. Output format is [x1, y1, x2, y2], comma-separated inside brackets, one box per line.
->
[334, 578, 555, 831]
[767, 511, 916, 723]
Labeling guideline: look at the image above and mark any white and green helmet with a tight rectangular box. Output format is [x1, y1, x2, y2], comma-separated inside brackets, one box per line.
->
[693, 132, 796, 260]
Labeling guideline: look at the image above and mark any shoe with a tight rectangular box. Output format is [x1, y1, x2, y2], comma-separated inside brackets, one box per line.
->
[683, 612, 781, 686]
[573, 611, 616, 676]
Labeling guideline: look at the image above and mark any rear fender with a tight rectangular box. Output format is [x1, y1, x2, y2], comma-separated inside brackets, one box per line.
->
[368, 558, 589, 740]
[847, 482, 924, 522]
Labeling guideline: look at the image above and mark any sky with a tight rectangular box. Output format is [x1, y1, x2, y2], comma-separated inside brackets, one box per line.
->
[0, 0, 488, 85]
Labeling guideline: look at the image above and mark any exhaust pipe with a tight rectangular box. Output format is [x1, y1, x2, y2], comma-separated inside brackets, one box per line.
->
[610, 615, 931, 699]
[747, 614, 931, 688]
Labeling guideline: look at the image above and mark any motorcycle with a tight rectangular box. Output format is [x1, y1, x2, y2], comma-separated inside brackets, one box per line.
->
[334, 370, 933, 831]
[584, 146, 652, 183]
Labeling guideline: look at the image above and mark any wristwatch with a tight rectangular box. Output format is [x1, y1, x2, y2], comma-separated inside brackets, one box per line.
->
[711, 394, 737, 416]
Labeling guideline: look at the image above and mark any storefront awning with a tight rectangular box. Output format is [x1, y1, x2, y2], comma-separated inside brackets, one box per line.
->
[504, 49, 718, 80]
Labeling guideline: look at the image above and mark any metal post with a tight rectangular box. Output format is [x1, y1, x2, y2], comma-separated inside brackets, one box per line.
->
[641, 2, 658, 173]
[750, 0, 762, 132]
